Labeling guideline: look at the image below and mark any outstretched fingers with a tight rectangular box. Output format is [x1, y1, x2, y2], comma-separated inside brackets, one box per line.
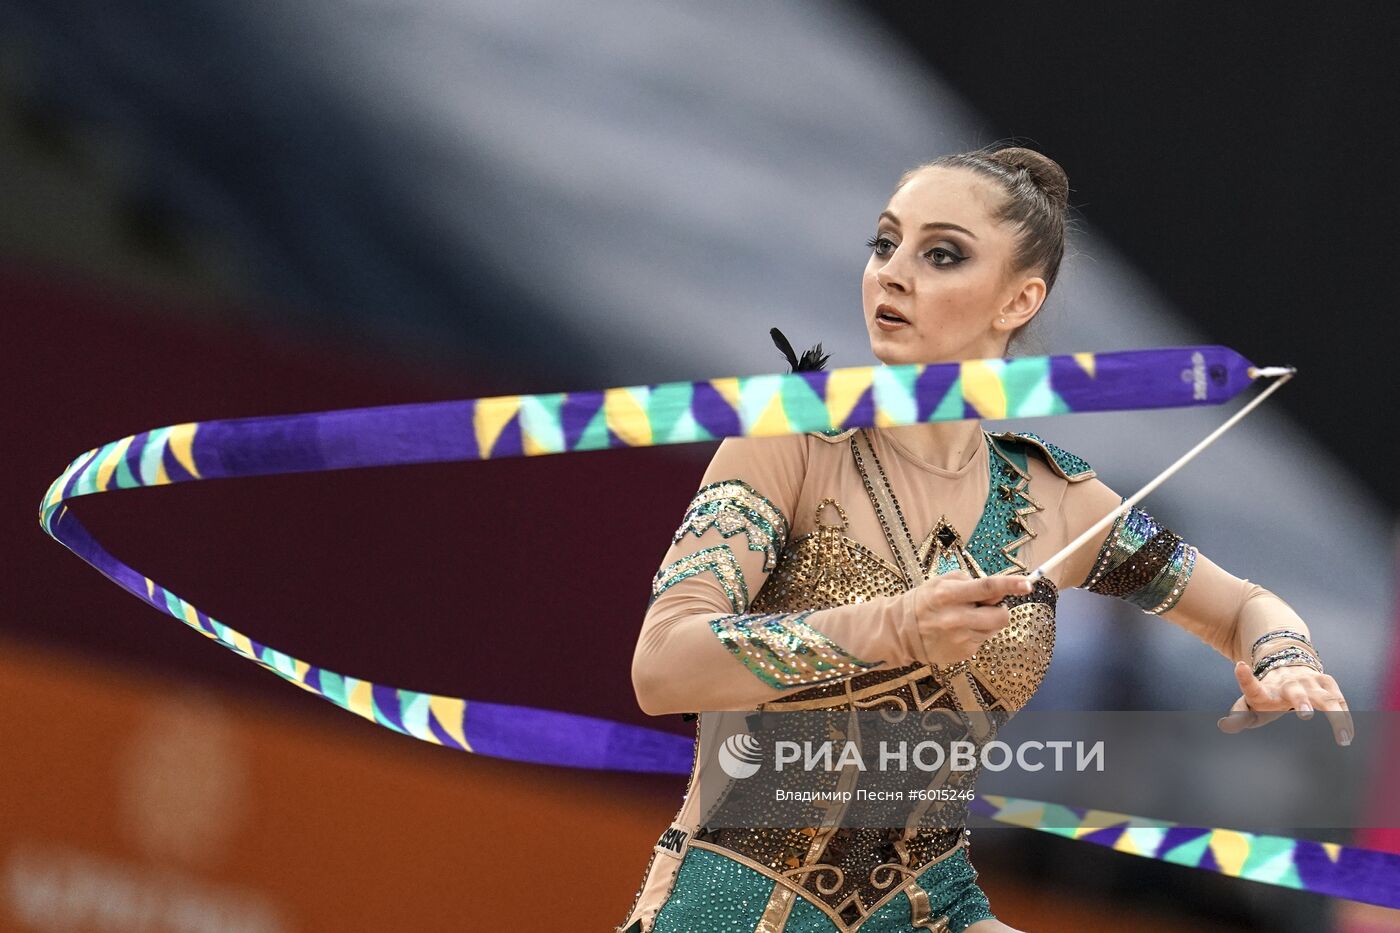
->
[1218, 663, 1355, 745]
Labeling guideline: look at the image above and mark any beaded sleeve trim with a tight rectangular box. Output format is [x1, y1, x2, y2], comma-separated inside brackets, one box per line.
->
[709, 610, 884, 689]
[671, 479, 789, 573]
[987, 431, 1095, 482]
[1080, 504, 1198, 614]
[651, 544, 751, 613]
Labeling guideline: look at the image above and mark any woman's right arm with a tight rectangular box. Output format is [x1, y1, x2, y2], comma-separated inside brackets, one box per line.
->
[631, 432, 930, 716]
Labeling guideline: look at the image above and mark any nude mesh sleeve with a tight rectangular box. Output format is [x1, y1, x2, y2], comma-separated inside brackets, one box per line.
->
[1056, 476, 1268, 661]
[631, 433, 926, 716]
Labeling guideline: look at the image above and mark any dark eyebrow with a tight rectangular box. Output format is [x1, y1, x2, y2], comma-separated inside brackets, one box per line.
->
[878, 211, 978, 240]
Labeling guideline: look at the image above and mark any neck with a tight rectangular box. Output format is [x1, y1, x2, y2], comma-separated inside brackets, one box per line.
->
[882, 418, 983, 471]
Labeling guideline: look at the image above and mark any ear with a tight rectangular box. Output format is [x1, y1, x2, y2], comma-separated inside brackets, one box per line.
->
[997, 275, 1046, 332]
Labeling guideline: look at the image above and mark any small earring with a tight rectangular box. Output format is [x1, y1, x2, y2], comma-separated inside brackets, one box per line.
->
[999, 317, 1006, 323]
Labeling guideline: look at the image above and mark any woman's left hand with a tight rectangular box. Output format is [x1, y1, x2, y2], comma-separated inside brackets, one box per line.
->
[1217, 661, 1353, 746]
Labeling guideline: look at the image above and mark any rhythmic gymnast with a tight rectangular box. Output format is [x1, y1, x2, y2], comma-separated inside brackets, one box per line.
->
[619, 144, 1349, 933]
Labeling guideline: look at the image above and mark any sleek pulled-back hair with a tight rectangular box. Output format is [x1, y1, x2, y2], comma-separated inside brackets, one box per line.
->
[895, 143, 1073, 355]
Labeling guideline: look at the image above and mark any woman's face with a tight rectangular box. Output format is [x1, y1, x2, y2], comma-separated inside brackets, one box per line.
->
[861, 166, 1045, 365]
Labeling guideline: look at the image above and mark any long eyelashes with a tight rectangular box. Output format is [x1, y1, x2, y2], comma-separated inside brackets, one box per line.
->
[864, 235, 966, 266]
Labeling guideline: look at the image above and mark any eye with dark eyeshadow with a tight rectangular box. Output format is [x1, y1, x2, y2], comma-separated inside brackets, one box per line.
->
[925, 246, 966, 266]
[865, 234, 966, 266]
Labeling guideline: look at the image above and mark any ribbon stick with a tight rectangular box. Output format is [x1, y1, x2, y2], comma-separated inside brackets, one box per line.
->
[37, 345, 1278, 768]
[1028, 364, 1297, 581]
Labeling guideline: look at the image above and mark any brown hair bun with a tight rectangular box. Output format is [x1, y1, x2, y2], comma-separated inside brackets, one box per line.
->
[986, 146, 1070, 210]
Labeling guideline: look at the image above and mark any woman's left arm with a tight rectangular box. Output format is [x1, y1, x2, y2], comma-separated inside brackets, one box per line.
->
[1163, 553, 1352, 745]
[1055, 476, 1354, 746]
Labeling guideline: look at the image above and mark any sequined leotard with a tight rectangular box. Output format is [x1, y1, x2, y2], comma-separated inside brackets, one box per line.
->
[619, 423, 1277, 933]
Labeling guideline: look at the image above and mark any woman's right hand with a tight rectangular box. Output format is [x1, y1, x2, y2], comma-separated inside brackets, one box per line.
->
[908, 570, 1034, 668]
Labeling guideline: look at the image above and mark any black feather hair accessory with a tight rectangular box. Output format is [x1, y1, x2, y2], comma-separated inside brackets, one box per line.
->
[769, 326, 830, 373]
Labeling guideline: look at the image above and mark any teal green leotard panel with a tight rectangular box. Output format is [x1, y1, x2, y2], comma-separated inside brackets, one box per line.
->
[651, 844, 994, 933]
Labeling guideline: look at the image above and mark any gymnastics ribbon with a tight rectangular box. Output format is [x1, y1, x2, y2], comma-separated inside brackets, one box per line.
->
[40, 341, 1260, 762]
[45, 342, 1395, 905]
[967, 796, 1400, 909]
[36, 344, 1265, 768]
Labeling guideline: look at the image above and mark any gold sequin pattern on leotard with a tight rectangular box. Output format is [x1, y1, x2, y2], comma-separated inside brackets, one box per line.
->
[970, 582, 1058, 711]
[694, 674, 974, 928]
[749, 497, 908, 612]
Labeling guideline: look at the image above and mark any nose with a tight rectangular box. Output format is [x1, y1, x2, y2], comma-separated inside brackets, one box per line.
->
[874, 251, 910, 293]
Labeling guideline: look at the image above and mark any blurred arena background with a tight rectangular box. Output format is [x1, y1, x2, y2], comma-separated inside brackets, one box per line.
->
[2, 2, 1397, 930]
